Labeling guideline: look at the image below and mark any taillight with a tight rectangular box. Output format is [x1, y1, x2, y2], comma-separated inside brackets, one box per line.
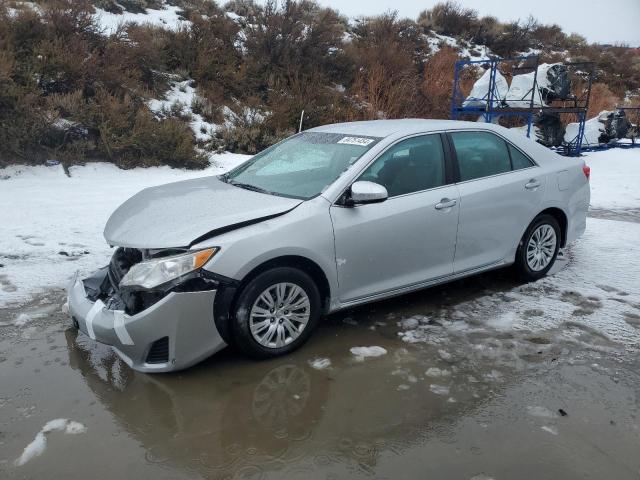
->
[582, 164, 590, 181]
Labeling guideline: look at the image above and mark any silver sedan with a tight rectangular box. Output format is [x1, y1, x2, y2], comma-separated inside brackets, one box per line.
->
[68, 119, 590, 372]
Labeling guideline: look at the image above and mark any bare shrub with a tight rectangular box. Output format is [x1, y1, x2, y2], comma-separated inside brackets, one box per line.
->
[588, 83, 620, 117]
[420, 47, 459, 118]
[418, 1, 477, 38]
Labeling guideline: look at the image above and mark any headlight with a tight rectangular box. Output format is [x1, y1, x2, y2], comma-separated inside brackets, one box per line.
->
[120, 248, 218, 289]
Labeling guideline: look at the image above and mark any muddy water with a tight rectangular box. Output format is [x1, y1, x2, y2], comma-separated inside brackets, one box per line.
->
[1, 269, 640, 480]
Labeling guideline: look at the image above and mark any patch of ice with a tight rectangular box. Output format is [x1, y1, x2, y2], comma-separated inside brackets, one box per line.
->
[14, 313, 31, 327]
[425, 367, 451, 378]
[309, 357, 331, 370]
[350, 346, 387, 358]
[42, 418, 68, 433]
[541, 425, 559, 435]
[486, 310, 517, 331]
[438, 349, 452, 361]
[429, 384, 450, 395]
[399, 317, 420, 329]
[65, 421, 87, 434]
[526, 406, 557, 418]
[14, 419, 87, 466]
[14, 432, 46, 466]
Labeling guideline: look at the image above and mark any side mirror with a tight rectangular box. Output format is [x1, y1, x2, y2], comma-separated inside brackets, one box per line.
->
[349, 181, 388, 205]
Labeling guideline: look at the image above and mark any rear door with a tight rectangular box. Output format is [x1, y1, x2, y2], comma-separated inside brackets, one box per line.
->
[330, 133, 460, 303]
[448, 130, 545, 273]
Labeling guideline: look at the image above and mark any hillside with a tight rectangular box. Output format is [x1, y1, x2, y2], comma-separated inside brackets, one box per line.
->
[1, 0, 639, 169]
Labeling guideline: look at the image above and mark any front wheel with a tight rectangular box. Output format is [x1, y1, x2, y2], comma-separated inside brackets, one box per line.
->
[515, 214, 561, 281]
[231, 267, 321, 359]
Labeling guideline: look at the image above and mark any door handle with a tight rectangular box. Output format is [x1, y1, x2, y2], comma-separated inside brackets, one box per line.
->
[525, 179, 541, 190]
[435, 198, 457, 210]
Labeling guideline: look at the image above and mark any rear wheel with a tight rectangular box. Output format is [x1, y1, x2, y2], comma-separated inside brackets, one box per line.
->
[515, 214, 561, 281]
[232, 267, 321, 359]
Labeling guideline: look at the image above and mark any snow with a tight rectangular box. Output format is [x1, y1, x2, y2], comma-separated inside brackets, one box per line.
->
[541, 425, 559, 435]
[425, 32, 491, 60]
[14, 419, 87, 466]
[93, 4, 190, 35]
[429, 384, 450, 395]
[309, 357, 331, 369]
[350, 346, 387, 358]
[565, 116, 603, 146]
[0, 155, 248, 308]
[505, 63, 559, 108]
[584, 148, 640, 210]
[148, 80, 217, 142]
[397, 216, 640, 350]
[463, 69, 509, 108]
[425, 367, 451, 377]
[526, 406, 557, 418]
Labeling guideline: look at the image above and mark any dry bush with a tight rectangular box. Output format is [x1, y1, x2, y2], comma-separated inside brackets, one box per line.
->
[214, 100, 290, 154]
[588, 83, 619, 117]
[420, 46, 459, 118]
[351, 64, 416, 120]
[346, 13, 424, 119]
[418, 1, 477, 38]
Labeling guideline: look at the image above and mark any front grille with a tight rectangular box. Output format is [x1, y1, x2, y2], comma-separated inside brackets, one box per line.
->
[146, 337, 169, 364]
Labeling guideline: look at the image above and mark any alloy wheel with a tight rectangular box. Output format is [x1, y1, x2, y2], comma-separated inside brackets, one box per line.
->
[526, 224, 557, 271]
[249, 283, 311, 348]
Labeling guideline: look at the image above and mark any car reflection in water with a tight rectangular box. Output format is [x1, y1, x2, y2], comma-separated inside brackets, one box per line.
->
[64, 322, 500, 479]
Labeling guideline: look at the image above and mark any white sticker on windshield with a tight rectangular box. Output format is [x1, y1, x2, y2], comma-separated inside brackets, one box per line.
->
[337, 136, 374, 146]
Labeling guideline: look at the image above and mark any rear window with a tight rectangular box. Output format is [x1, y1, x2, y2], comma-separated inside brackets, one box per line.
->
[450, 131, 511, 181]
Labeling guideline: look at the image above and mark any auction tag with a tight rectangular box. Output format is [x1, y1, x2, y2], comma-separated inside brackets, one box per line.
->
[337, 136, 374, 146]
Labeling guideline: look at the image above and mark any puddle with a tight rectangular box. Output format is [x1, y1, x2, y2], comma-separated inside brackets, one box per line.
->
[1, 262, 639, 479]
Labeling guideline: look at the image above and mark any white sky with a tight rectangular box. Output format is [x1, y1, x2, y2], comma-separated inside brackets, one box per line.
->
[312, 0, 640, 46]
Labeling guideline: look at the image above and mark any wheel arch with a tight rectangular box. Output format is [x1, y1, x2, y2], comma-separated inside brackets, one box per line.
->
[239, 255, 331, 309]
[536, 207, 568, 247]
[214, 255, 332, 344]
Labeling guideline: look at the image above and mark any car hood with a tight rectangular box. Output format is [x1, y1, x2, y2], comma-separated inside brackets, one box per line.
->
[104, 176, 303, 249]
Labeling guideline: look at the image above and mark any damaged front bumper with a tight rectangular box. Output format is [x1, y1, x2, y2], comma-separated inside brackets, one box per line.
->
[67, 268, 228, 373]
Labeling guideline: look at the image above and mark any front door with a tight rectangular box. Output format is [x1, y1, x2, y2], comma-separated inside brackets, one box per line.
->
[330, 134, 460, 303]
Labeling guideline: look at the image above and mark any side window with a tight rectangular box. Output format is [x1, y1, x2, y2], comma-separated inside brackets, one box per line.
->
[508, 144, 534, 170]
[450, 131, 511, 181]
[358, 134, 445, 197]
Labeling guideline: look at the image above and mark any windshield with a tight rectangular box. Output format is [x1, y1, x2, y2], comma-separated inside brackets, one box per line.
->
[222, 132, 381, 199]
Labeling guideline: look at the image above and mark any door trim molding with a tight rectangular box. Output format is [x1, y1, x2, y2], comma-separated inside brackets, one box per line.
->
[333, 258, 509, 311]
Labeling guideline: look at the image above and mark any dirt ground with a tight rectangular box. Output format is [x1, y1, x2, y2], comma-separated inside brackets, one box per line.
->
[1, 213, 640, 480]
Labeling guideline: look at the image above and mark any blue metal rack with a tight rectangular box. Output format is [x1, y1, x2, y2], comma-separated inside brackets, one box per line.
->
[450, 56, 594, 156]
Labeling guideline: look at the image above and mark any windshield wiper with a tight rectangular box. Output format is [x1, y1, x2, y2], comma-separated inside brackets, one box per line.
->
[228, 180, 271, 195]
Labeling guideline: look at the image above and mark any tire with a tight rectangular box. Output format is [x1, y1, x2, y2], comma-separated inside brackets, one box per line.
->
[515, 214, 561, 281]
[231, 267, 322, 359]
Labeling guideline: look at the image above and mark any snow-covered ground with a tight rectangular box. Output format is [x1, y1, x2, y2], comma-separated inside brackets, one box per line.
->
[584, 148, 640, 210]
[0, 154, 247, 308]
[93, 4, 189, 35]
[0, 147, 638, 330]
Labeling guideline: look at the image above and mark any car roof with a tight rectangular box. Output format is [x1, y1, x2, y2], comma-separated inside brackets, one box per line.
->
[307, 119, 497, 137]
